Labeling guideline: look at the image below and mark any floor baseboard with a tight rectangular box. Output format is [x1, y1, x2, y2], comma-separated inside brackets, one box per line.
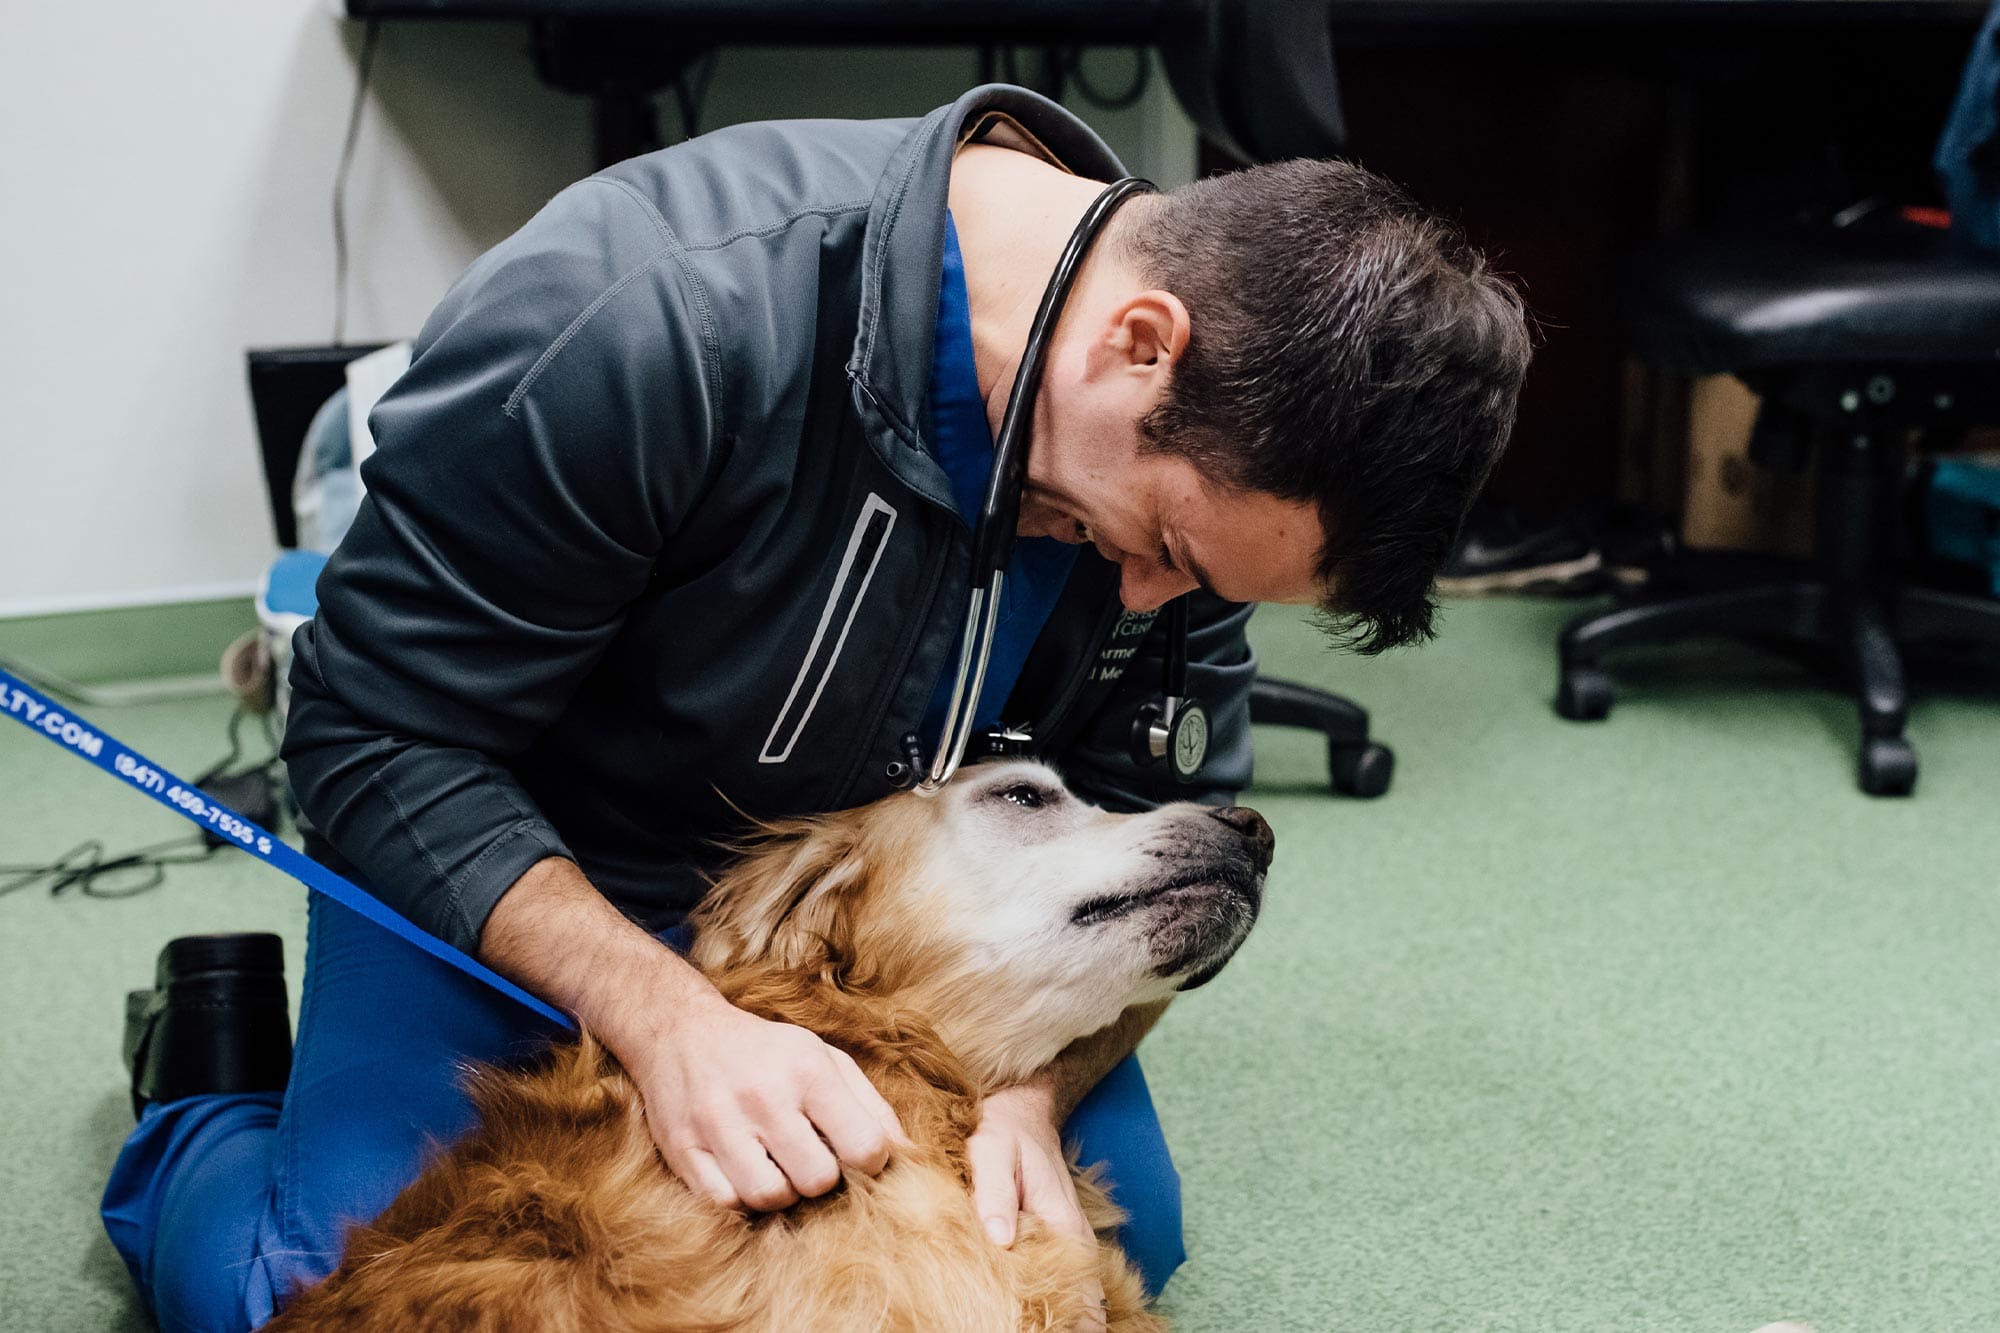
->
[0, 597, 258, 695]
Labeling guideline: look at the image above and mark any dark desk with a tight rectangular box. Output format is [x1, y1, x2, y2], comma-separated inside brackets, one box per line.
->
[340, 0, 1988, 162]
[343, 0, 1183, 164]
[1322, 0, 1987, 30]
[341, 0, 1989, 513]
[344, 0, 1168, 38]
[348, 0, 1986, 22]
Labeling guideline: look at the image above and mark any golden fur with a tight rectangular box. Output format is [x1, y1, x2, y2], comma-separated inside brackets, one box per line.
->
[268, 783, 1175, 1332]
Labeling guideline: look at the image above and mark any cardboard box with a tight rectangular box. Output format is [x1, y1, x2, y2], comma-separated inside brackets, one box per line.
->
[1679, 374, 1817, 557]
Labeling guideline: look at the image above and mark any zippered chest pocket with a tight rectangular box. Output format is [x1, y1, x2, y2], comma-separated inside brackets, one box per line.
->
[758, 492, 898, 765]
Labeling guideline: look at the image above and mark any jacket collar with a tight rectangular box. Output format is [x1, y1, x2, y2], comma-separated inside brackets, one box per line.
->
[846, 84, 1126, 514]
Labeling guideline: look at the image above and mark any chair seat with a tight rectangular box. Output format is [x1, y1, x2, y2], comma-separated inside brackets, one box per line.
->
[1622, 225, 2000, 374]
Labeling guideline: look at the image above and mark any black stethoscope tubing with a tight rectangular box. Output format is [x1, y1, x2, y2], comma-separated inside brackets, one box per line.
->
[911, 176, 1205, 795]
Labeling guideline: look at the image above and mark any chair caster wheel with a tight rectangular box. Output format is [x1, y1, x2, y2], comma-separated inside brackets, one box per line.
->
[1858, 736, 1917, 797]
[1556, 666, 1614, 721]
[1329, 741, 1393, 798]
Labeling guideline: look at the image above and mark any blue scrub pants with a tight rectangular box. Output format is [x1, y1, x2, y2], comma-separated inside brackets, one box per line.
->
[101, 891, 1186, 1332]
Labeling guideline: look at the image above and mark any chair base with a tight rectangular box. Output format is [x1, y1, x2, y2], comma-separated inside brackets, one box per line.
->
[1249, 676, 1395, 797]
[1556, 579, 2000, 795]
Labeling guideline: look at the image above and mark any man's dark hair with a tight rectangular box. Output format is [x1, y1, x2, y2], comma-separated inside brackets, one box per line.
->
[1123, 159, 1531, 653]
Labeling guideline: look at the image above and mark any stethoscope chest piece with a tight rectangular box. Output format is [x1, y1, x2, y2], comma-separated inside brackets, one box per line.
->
[1131, 693, 1208, 785]
[1169, 697, 1209, 781]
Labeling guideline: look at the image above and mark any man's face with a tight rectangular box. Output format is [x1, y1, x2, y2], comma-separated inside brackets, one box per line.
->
[1013, 288, 1326, 612]
[1020, 452, 1325, 612]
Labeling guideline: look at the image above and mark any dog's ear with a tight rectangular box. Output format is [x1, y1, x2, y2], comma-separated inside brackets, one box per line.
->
[688, 817, 870, 976]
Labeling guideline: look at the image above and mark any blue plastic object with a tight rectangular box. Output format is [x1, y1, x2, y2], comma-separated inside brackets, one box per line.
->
[259, 549, 327, 622]
[1926, 458, 2000, 596]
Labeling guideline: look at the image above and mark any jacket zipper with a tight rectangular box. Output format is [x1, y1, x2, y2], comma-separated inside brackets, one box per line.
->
[1026, 592, 1129, 757]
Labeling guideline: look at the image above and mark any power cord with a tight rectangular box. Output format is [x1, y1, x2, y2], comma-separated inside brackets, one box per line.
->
[332, 19, 383, 346]
[979, 46, 1153, 111]
[1063, 47, 1151, 111]
[1, 707, 285, 902]
[673, 51, 718, 142]
[0, 835, 215, 901]
[207, 705, 281, 787]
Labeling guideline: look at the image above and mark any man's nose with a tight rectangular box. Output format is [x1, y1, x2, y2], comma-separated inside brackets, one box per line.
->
[1209, 805, 1274, 872]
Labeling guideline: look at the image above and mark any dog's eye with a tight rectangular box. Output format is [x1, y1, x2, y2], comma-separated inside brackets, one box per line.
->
[995, 783, 1048, 810]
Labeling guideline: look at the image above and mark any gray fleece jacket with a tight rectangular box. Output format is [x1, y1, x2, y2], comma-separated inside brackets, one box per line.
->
[282, 85, 1257, 956]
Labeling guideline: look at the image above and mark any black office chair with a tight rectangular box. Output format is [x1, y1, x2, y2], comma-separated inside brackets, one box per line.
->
[1554, 222, 2000, 794]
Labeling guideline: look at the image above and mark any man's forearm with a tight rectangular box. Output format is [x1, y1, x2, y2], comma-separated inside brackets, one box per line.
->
[484, 858, 1167, 1121]
[1026, 999, 1171, 1123]
[477, 855, 726, 1054]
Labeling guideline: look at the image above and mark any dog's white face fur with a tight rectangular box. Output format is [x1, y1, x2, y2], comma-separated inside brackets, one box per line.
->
[692, 760, 1271, 1086]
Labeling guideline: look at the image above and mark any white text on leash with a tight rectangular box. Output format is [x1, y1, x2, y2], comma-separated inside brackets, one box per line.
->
[0, 681, 271, 854]
[0, 681, 105, 758]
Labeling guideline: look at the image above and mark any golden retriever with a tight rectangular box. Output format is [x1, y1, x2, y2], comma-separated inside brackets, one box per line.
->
[266, 760, 1273, 1332]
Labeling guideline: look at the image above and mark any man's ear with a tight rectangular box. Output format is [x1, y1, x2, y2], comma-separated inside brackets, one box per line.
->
[688, 819, 866, 975]
[1115, 289, 1190, 371]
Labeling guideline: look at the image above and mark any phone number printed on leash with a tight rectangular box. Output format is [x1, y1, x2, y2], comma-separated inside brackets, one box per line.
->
[111, 753, 275, 856]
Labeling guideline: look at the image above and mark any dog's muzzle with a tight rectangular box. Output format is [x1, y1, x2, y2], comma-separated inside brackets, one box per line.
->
[1109, 805, 1274, 991]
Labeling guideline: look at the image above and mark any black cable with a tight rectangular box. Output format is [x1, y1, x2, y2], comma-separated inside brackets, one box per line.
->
[999, 46, 1121, 105]
[332, 20, 383, 347]
[1, 707, 284, 903]
[1064, 47, 1151, 112]
[0, 836, 216, 901]
[201, 705, 254, 784]
[195, 705, 283, 789]
[1041, 44, 1067, 101]
[673, 51, 718, 142]
[998, 46, 1053, 100]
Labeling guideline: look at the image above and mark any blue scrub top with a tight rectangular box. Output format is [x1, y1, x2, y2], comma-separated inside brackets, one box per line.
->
[920, 213, 1081, 740]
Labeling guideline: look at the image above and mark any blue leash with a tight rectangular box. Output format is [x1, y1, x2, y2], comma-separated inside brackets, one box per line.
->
[0, 665, 571, 1029]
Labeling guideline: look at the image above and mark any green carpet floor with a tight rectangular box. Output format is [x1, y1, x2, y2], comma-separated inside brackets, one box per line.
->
[4, 597, 1998, 1331]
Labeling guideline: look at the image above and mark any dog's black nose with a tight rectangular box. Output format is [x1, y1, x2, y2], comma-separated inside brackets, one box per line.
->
[1209, 805, 1274, 872]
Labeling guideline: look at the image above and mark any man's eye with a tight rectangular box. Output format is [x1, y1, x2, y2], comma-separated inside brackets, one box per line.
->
[996, 784, 1047, 809]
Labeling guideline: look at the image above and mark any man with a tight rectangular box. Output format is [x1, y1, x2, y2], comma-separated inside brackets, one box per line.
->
[1939, 0, 2000, 252]
[105, 85, 1528, 1331]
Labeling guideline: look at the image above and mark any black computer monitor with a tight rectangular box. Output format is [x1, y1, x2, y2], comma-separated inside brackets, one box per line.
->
[244, 345, 387, 548]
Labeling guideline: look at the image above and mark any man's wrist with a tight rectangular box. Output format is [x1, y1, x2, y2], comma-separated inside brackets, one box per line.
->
[1019, 1067, 1059, 1098]
[990, 1073, 1060, 1123]
[478, 855, 728, 1062]
[582, 945, 724, 1055]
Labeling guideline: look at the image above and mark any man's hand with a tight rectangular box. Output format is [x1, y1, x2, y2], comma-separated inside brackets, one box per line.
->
[478, 856, 905, 1213]
[969, 1080, 1107, 1333]
[621, 990, 906, 1211]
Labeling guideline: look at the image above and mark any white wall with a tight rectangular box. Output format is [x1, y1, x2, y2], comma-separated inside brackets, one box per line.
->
[0, 4, 1194, 617]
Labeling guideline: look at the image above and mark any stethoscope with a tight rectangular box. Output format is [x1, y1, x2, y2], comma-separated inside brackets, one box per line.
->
[905, 176, 1209, 798]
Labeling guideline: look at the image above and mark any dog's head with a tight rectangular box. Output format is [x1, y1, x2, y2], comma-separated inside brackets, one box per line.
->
[689, 760, 1272, 1085]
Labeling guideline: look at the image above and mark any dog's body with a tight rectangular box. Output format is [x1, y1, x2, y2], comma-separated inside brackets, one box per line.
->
[269, 762, 1272, 1332]
[269, 976, 1154, 1332]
